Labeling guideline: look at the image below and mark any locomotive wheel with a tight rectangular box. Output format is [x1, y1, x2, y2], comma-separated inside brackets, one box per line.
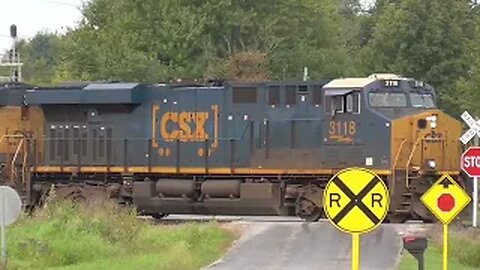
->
[296, 198, 322, 222]
[300, 207, 322, 222]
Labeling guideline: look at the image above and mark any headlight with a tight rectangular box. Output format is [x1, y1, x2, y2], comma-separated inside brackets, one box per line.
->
[426, 115, 437, 129]
[427, 160, 436, 169]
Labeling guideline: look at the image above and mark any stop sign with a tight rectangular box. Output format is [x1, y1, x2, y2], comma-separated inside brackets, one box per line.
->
[461, 147, 480, 177]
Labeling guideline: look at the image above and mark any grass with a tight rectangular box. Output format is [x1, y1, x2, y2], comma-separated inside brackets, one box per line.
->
[398, 225, 480, 270]
[6, 199, 234, 270]
[398, 245, 478, 270]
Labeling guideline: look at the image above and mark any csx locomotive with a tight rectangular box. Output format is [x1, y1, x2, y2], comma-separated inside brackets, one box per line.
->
[0, 74, 463, 222]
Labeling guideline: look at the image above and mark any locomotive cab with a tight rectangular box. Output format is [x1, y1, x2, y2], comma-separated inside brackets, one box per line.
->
[363, 74, 461, 176]
[323, 74, 462, 221]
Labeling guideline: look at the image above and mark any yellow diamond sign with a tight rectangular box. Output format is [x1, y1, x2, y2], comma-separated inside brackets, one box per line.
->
[324, 167, 389, 234]
[421, 174, 471, 225]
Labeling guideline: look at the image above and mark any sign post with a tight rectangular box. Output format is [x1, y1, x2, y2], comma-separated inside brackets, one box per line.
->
[460, 147, 480, 227]
[323, 167, 389, 270]
[475, 178, 478, 227]
[460, 111, 480, 227]
[0, 186, 22, 269]
[421, 174, 471, 270]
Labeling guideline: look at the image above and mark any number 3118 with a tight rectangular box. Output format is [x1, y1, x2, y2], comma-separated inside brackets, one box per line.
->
[329, 121, 356, 136]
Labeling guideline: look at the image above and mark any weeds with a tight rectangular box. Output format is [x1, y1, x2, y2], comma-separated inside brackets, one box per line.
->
[449, 226, 480, 267]
[7, 199, 233, 270]
[428, 224, 480, 268]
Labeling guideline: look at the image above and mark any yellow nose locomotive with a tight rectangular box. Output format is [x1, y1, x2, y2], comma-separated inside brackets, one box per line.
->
[321, 74, 462, 222]
[11, 74, 463, 222]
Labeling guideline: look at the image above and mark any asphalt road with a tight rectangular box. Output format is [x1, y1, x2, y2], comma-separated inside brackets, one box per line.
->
[201, 219, 412, 270]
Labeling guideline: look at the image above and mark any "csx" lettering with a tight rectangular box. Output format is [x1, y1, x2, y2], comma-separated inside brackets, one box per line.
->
[160, 112, 209, 141]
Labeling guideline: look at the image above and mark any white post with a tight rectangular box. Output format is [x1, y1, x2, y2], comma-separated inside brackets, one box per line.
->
[474, 127, 479, 228]
[1, 188, 5, 269]
[303, 67, 308, 81]
[474, 177, 478, 228]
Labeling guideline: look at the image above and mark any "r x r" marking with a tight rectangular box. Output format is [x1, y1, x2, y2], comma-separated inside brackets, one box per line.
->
[331, 176, 381, 225]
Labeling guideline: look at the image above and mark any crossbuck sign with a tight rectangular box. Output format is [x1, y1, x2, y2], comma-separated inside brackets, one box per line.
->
[460, 111, 480, 145]
[459, 110, 479, 228]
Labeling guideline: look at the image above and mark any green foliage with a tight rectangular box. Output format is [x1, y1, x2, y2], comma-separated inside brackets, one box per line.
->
[398, 245, 477, 270]
[361, 1, 473, 85]
[15, 32, 61, 85]
[16, 0, 358, 83]
[10, 0, 480, 115]
[449, 227, 480, 267]
[398, 226, 480, 270]
[7, 200, 233, 270]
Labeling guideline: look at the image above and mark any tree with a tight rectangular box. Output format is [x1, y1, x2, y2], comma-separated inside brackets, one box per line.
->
[58, 0, 208, 82]
[16, 32, 61, 85]
[360, 0, 474, 110]
[54, 0, 358, 82]
[445, 11, 480, 116]
[265, 0, 357, 80]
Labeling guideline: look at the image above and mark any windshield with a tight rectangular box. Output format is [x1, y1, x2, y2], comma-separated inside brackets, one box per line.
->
[368, 92, 407, 107]
[410, 93, 435, 108]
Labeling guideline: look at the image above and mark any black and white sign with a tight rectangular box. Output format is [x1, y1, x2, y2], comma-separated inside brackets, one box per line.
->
[460, 111, 480, 228]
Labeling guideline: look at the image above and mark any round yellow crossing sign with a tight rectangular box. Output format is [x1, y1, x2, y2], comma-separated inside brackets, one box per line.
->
[324, 167, 390, 234]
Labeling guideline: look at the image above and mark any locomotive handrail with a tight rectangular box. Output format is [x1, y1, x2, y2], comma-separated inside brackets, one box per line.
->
[10, 137, 24, 183]
[0, 134, 26, 142]
[391, 138, 407, 193]
[405, 137, 422, 188]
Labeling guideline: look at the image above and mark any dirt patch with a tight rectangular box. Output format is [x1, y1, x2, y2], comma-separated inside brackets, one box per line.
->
[219, 223, 248, 240]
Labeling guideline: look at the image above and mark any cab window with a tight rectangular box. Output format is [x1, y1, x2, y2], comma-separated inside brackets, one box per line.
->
[410, 93, 435, 108]
[325, 95, 344, 114]
[368, 92, 407, 107]
[346, 92, 360, 114]
[325, 91, 361, 114]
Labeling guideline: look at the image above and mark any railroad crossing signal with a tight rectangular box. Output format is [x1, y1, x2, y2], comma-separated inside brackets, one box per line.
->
[324, 167, 389, 234]
[421, 174, 470, 225]
[459, 111, 480, 145]
[459, 110, 480, 228]
[324, 168, 390, 270]
[421, 174, 471, 270]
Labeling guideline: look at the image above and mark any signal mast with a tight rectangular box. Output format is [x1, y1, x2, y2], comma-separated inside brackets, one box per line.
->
[0, 25, 23, 83]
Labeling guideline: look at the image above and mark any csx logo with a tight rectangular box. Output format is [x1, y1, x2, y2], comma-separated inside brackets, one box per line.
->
[161, 112, 209, 141]
[152, 105, 219, 146]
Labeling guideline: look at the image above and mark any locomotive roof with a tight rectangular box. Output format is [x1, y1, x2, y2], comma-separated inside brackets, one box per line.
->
[0, 82, 37, 106]
[32, 82, 143, 91]
[324, 74, 406, 89]
[323, 78, 376, 89]
[227, 80, 330, 86]
[24, 82, 146, 105]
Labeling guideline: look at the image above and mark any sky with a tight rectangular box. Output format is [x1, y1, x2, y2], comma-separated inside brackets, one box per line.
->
[0, 0, 84, 53]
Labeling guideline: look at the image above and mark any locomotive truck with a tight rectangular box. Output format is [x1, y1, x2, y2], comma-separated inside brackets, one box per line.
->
[0, 74, 463, 222]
